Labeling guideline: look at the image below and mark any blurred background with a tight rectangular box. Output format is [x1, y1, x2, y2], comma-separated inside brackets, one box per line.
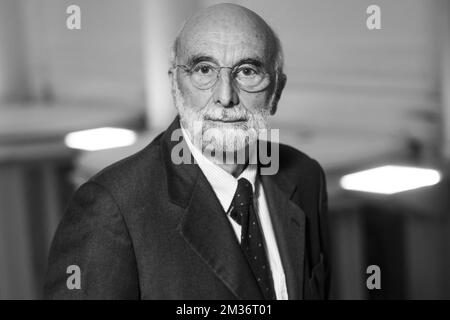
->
[1, 0, 450, 299]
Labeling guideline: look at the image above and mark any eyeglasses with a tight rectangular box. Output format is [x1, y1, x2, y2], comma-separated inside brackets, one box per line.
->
[173, 62, 271, 93]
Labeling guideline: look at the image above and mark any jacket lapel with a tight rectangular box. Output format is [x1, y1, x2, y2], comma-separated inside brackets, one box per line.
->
[260, 170, 306, 300]
[179, 172, 264, 300]
[160, 117, 263, 300]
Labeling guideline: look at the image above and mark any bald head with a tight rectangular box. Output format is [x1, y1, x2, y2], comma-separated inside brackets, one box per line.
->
[172, 3, 283, 76]
[182, 3, 271, 33]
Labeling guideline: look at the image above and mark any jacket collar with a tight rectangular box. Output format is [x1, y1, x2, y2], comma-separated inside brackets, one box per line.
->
[260, 170, 306, 300]
[257, 139, 305, 299]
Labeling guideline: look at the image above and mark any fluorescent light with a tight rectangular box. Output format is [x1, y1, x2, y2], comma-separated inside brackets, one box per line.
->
[340, 165, 441, 194]
[65, 127, 136, 151]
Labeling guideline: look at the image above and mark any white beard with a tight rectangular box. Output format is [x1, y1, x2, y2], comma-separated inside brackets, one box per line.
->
[172, 78, 270, 163]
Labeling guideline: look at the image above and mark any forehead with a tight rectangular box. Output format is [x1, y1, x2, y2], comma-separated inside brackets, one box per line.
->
[178, 30, 271, 65]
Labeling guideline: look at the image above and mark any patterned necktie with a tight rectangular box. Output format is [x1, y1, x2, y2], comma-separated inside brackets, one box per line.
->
[229, 178, 276, 300]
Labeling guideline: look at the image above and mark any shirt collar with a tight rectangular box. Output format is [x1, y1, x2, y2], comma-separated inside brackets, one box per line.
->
[180, 122, 257, 212]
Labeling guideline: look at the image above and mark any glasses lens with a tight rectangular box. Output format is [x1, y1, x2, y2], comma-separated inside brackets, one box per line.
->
[234, 65, 270, 92]
[189, 63, 219, 89]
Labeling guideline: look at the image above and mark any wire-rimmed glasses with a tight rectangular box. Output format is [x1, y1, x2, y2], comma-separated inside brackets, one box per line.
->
[173, 61, 271, 93]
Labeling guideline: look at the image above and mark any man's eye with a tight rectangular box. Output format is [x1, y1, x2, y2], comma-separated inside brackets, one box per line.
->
[238, 67, 257, 77]
[194, 65, 213, 74]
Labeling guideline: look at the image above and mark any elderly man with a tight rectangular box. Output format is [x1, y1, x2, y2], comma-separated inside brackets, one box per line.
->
[45, 3, 330, 300]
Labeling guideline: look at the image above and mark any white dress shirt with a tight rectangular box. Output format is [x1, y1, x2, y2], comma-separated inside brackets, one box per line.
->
[181, 125, 289, 300]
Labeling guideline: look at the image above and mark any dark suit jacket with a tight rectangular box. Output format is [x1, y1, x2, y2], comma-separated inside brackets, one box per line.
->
[45, 116, 330, 300]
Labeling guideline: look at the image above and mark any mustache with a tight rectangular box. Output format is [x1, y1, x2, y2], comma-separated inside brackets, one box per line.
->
[202, 108, 249, 122]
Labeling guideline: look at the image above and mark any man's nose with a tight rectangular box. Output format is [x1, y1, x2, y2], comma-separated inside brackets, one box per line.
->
[213, 70, 239, 108]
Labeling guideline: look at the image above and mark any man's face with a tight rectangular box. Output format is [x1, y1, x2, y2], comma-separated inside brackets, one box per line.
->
[171, 27, 276, 156]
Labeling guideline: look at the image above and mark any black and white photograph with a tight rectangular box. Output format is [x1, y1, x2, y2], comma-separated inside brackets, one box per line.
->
[0, 0, 450, 304]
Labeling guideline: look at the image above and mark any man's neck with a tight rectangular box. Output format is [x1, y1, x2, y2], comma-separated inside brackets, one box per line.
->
[205, 148, 252, 178]
[217, 162, 246, 178]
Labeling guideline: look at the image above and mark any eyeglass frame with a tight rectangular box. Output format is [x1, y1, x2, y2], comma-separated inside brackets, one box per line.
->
[171, 60, 272, 93]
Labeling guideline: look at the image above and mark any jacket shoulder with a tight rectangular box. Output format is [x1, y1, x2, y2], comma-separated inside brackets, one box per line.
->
[86, 131, 166, 202]
[278, 143, 324, 178]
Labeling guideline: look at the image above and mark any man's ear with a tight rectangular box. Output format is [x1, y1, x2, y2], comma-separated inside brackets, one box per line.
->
[168, 67, 180, 111]
[168, 67, 177, 92]
[270, 73, 287, 115]
[168, 67, 175, 82]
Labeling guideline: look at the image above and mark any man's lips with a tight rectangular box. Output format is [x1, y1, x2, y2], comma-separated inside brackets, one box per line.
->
[205, 118, 247, 123]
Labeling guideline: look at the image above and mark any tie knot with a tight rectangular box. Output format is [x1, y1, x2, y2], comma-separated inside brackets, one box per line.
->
[233, 178, 253, 208]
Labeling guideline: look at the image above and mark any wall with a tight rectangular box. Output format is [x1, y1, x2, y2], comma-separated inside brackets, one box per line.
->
[204, 0, 441, 144]
[13, 0, 145, 108]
